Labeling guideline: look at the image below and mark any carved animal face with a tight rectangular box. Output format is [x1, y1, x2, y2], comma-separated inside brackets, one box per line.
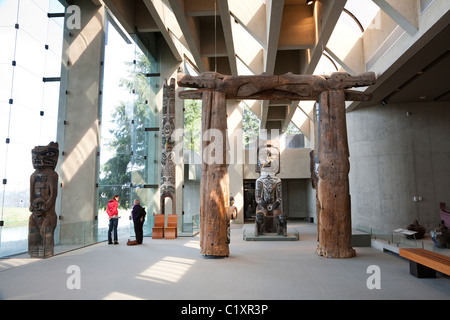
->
[177, 72, 226, 89]
[32, 142, 59, 170]
[257, 145, 280, 174]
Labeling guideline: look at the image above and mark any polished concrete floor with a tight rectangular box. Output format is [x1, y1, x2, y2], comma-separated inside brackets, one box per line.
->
[0, 222, 449, 300]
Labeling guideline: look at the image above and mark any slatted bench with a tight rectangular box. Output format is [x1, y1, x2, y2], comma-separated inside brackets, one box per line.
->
[152, 214, 165, 239]
[165, 214, 177, 239]
[399, 248, 450, 278]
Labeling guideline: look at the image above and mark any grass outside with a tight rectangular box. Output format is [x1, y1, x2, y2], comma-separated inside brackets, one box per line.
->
[1, 207, 30, 227]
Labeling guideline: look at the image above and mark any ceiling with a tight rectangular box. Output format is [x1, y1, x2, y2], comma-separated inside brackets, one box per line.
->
[100, 0, 450, 130]
[354, 19, 450, 109]
[101, 0, 347, 132]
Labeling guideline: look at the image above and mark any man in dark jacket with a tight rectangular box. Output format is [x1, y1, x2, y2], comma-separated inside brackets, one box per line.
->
[127, 199, 146, 245]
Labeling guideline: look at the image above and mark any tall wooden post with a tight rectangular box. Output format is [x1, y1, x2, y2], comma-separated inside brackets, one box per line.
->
[316, 90, 356, 258]
[160, 78, 176, 215]
[200, 91, 230, 257]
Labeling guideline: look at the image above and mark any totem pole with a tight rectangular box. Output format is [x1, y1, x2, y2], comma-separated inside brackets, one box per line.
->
[28, 141, 59, 258]
[160, 78, 176, 215]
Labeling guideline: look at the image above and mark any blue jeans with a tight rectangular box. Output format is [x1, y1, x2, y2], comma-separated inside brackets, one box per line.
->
[108, 218, 119, 243]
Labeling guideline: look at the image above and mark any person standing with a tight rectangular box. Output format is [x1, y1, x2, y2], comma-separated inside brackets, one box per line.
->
[106, 195, 120, 244]
[127, 199, 146, 245]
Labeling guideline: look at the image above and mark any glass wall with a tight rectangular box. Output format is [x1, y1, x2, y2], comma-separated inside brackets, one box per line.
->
[0, 3, 161, 257]
[0, 0, 65, 258]
[242, 102, 260, 149]
[97, 17, 160, 241]
[285, 122, 305, 149]
[182, 61, 201, 235]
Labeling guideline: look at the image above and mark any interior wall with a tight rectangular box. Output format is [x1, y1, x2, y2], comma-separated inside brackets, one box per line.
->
[244, 147, 312, 180]
[347, 101, 450, 233]
[281, 179, 314, 219]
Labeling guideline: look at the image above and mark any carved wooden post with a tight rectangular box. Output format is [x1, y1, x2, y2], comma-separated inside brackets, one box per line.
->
[316, 90, 356, 258]
[160, 78, 176, 215]
[29, 142, 59, 258]
[200, 91, 230, 257]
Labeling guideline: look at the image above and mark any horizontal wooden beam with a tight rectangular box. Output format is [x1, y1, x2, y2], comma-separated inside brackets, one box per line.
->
[177, 71, 375, 101]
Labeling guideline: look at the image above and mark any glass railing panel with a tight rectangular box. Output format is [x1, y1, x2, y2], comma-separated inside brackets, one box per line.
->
[1, 220, 110, 258]
[357, 224, 450, 255]
[181, 213, 199, 236]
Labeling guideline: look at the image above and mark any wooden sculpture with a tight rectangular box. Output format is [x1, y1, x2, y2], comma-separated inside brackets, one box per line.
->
[160, 78, 176, 216]
[406, 219, 426, 239]
[28, 141, 59, 258]
[431, 220, 450, 248]
[199, 90, 230, 257]
[316, 90, 355, 258]
[178, 71, 375, 258]
[178, 71, 375, 101]
[254, 143, 287, 237]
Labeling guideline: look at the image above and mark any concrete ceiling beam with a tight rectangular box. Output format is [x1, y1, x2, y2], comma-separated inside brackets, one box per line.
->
[168, 0, 205, 71]
[372, 0, 418, 36]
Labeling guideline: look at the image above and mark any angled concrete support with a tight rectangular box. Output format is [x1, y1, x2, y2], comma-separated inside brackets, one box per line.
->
[57, 0, 105, 243]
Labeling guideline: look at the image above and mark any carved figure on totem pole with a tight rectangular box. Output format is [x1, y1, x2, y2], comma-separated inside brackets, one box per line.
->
[254, 143, 287, 237]
[28, 141, 59, 258]
[160, 78, 176, 215]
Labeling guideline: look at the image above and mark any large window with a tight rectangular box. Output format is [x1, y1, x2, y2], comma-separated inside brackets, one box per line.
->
[97, 17, 160, 240]
[0, 0, 65, 257]
[242, 102, 260, 149]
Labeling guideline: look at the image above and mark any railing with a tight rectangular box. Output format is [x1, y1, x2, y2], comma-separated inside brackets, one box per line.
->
[0, 220, 130, 258]
[356, 225, 447, 254]
[0, 212, 201, 258]
[181, 214, 199, 236]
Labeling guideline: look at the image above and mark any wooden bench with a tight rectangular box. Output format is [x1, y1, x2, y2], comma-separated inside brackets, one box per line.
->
[152, 214, 165, 239]
[165, 214, 177, 239]
[399, 248, 450, 278]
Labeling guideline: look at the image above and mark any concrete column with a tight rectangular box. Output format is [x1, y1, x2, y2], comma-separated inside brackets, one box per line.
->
[56, 0, 105, 243]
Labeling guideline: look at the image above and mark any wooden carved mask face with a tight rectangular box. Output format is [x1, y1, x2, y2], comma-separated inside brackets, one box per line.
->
[257, 145, 280, 175]
[32, 142, 59, 170]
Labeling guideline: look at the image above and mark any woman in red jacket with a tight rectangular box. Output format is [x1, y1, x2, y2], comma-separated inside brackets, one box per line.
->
[106, 195, 120, 244]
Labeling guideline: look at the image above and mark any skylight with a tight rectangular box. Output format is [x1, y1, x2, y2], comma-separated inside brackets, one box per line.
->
[344, 0, 381, 32]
